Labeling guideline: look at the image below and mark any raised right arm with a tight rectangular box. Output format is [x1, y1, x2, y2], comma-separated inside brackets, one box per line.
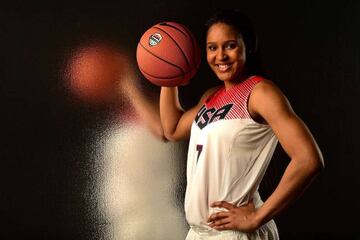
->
[160, 86, 219, 141]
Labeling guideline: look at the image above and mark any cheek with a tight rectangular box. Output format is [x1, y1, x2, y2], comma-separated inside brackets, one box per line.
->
[206, 52, 214, 65]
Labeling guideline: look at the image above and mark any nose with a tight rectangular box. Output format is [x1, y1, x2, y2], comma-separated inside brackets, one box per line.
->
[216, 48, 228, 61]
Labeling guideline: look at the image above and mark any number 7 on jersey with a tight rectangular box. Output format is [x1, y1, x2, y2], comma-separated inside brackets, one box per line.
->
[196, 144, 203, 163]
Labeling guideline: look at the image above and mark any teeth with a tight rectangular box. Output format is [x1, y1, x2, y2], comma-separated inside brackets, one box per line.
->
[217, 64, 230, 71]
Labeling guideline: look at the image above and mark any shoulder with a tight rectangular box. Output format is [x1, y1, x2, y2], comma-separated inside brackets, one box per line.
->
[185, 85, 222, 114]
[249, 78, 293, 122]
[198, 85, 222, 105]
[251, 79, 289, 106]
[252, 78, 281, 96]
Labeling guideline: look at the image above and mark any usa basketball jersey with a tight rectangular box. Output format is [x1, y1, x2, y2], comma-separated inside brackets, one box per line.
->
[184, 76, 278, 231]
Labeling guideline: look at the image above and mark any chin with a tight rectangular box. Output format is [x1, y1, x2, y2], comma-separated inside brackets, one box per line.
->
[216, 74, 234, 82]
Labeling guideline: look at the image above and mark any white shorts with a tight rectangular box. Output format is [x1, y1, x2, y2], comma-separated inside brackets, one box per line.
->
[185, 220, 279, 240]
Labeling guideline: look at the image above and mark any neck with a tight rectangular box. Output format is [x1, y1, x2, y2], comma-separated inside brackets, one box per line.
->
[224, 72, 251, 91]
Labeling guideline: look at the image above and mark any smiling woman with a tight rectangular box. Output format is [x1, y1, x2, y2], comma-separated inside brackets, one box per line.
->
[159, 9, 324, 240]
[206, 23, 247, 87]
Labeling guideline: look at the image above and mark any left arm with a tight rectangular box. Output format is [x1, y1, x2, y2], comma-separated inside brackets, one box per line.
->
[208, 80, 324, 232]
[120, 59, 165, 139]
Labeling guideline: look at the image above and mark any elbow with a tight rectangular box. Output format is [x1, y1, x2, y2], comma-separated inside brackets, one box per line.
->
[307, 154, 324, 176]
[163, 131, 179, 142]
[318, 155, 325, 171]
[163, 129, 188, 142]
[293, 153, 324, 176]
[314, 145, 325, 171]
[313, 158, 324, 175]
[313, 150, 325, 172]
[164, 135, 177, 142]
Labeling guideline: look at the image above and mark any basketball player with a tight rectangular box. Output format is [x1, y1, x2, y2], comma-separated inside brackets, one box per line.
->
[159, 10, 324, 240]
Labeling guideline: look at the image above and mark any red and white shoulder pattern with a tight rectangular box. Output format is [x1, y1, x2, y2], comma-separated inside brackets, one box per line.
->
[194, 76, 263, 129]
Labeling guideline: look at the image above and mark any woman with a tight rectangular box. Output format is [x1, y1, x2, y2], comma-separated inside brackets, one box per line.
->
[160, 9, 324, 240]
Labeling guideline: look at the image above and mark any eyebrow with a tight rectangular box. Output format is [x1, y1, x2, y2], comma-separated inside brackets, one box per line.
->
[207, 40, 238, 45]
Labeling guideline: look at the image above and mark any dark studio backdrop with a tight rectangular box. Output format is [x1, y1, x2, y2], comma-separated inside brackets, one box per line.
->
[1, 0, 360, 239]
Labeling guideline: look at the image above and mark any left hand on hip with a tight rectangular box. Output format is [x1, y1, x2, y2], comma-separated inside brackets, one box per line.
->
[207, 200, 259, 233]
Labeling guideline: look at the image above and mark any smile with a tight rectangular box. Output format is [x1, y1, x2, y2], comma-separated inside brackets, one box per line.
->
[216, 64, 232, 72]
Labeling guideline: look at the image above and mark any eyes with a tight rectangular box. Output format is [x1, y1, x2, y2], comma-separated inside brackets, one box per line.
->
[207, 41, 238, 52]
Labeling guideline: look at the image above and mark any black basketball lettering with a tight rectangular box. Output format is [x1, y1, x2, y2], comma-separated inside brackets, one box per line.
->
[209, 104, 233, 123]
[198, 108, 216, 129]
[195, 105, 206, 123]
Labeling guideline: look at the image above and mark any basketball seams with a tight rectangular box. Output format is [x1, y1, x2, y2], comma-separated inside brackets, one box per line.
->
[181, 25, 200, 77]
[139, 42, 185, 75]
[153, 26, 191, 70]
[141, 71, 183, 87]
[159, 22, 188, 37]
[157, 22, 200, 78]
[137, 22, 200, 87]
[138, 65, 184, 79]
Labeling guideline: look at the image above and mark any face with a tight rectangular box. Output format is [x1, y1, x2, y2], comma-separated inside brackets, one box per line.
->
[206, 23, 246, 84]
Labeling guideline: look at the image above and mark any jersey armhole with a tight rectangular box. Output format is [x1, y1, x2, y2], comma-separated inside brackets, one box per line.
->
[246, 76, 269, 125]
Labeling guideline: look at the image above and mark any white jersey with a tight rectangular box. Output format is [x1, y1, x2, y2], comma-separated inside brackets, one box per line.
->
[184, 76, 278, 235]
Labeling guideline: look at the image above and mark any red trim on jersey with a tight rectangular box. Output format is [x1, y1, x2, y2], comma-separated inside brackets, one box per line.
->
[205, 75, 263, 120]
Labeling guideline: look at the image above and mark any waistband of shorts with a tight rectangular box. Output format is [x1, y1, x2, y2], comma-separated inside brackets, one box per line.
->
[189, 220, 278, 238]
[189, 224, 239, 237]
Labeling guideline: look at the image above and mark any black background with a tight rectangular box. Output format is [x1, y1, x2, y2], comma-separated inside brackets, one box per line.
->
[1, 0, 360, 239]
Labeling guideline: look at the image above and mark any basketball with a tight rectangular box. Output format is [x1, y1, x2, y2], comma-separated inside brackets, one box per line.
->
[66, 43, 123, 104]
[136, 22, 200, 87]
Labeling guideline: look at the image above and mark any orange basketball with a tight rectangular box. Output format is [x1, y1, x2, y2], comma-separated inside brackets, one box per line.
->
[66, 44, 122, 104]
[136, 22, 200, 87]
